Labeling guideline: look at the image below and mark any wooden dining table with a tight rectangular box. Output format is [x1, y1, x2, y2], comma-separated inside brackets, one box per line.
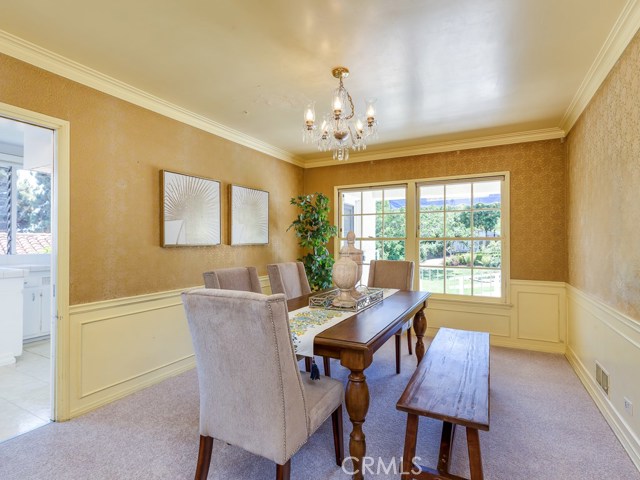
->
[287, 290, 431, 480]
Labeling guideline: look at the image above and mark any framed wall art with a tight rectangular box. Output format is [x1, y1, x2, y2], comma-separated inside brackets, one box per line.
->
[161, 170, 221, 247]
[230, 184, 269, 245]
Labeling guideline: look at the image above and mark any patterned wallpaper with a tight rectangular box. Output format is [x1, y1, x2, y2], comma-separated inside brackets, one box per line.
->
[0, 53, 304, 304]
[304, 139, 568, 282]
[567, 30, 640, 321]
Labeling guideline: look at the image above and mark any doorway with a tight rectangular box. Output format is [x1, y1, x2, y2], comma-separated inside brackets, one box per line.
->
[0, 103, 70, 439]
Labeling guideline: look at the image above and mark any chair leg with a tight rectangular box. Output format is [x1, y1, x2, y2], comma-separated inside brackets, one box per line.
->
[395, 333, 401, 374]
[331, 405, 344, 466]
[323, 356, 332, 377]
[276, 459, 291, 480]
[195, 435, 213, 480]
[407, 327, 413, 355]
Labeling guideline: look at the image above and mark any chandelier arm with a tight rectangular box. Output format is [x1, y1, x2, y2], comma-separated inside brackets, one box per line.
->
[345, 91, 355, 120]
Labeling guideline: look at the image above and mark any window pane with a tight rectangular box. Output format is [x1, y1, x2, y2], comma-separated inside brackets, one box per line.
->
[473, 240, 501, 268]
[473, 269, 501, 297]
[446, 212, 471, 237]
[384, 188, 406, 212]
[360, 240, 376, 263]
[419, 240, 444, 265]
[342, 191, 361, 215]
[445, 183, 471, 210]
[360, 264, 369, 286]
[445, 240, 471, 266]
[383, 213, 406, 237]
[420, 212, 444, 238]
[381, 240, 405, 260]
[341, 215, 361, 238]
[361, 215, 377, 238]
[419, 185, 444, 211]
[362, 190, 381, 214]
[472, 211, 501, 237]
[445, 268, 473, 295]
[420, 267, 444, 293]
[473, 181, 501, 208]
[373, 214, 385, 237]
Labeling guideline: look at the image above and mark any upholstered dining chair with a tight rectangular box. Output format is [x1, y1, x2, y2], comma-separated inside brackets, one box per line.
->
[182, 288, 344, 480]
[267, 261, 332, 377]
[267, 261, 311, 299]
[367, 259, 415, 374]
[202, 266, 262, 294]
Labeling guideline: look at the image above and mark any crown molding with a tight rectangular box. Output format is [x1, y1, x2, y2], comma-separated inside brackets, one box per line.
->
[302, 128, 566, 168]
[0, 29, 305, 168]
[560, 0, 640, 133]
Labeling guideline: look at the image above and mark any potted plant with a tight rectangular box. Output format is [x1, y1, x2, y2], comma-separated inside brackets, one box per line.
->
[288, 192, 338, 291]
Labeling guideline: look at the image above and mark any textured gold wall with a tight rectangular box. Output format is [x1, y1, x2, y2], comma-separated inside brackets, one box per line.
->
[0, 53, 303, 305]
[567, 31, 640, 321]
[304, 140, 568, 282]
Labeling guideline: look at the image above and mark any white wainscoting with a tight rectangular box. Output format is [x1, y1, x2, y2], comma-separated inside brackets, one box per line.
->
[426, 280, 567, 353]
[566, 285, 640, 470]
[66, 279, 566, 417]
[68, 288, 194, 417]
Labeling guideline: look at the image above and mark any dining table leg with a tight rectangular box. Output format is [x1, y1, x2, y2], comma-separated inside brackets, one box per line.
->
[412, 305, 427, 364]
[345, 366, 370, 480]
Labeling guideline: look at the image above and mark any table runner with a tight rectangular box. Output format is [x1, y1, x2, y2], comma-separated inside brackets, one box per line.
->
[289, 289, 399, 357]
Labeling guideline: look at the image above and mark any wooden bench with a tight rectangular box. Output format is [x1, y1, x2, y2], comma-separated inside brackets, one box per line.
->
[396, 328, 490, 480]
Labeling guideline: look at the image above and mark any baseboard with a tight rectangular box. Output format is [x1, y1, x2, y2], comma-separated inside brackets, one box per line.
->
[566, 345, 640, 470]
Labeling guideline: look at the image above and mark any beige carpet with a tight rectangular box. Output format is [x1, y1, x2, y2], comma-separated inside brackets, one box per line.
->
[0, 338, 638, 479]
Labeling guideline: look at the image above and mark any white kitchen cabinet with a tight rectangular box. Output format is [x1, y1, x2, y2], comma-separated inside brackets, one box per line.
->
[0, 268, 26, 366]
[22, 270, 51, 340]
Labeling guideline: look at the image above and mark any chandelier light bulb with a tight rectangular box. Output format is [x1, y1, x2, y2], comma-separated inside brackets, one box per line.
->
[304, 103, 316, 126]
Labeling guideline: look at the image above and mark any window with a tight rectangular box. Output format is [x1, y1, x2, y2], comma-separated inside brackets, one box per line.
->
[418, 178, 503, 298]
[338, 186, 407, 281]
[0, 165, 52, 255]
[336, 174, 508, 301]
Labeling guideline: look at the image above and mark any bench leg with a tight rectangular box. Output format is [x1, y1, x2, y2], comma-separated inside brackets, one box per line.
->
[437, 421, 456, 474]
[466, 427, 484, 480]
[401, 414, 419, 480]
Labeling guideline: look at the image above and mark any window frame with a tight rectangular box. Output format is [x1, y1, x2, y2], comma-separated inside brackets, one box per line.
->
[336, 184, 410, 278]
[334, 172, 510, 304]
[0, 163, 52, 256]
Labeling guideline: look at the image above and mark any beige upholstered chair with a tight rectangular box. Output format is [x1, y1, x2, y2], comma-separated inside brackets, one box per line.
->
[267, 261, 331, 377]
[367, 259, 415, 374]
[182, 288, 344, 480]
[267, 262, 311, 299]
[202, 266, 262, 294]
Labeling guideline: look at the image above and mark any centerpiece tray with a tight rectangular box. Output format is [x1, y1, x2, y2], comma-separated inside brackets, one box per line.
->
[309, 287, 384, 312]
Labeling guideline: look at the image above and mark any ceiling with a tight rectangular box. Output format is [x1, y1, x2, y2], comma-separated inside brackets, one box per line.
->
[0, 0, 637, 166]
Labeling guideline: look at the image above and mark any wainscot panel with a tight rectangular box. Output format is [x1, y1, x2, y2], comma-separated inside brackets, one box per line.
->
[566, 285, 640, 471]
[426, 280, 566, 354]
[69, 288, 194, 417]
[68, 281, 273, 417]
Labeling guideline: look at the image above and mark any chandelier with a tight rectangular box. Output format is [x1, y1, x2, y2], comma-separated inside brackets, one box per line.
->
[302, 66, 378, 161]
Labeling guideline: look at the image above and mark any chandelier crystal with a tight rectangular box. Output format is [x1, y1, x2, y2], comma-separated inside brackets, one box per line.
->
[303, 66, 378, 161]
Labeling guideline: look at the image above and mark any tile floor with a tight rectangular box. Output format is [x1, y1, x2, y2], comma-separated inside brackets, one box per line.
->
[0, 339, 51, 443]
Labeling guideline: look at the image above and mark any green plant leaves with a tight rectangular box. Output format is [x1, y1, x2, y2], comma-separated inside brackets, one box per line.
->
[288, 192, 338, 291]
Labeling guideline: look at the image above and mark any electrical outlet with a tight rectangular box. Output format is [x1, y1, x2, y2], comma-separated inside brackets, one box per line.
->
[624, 397, 633, 416]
